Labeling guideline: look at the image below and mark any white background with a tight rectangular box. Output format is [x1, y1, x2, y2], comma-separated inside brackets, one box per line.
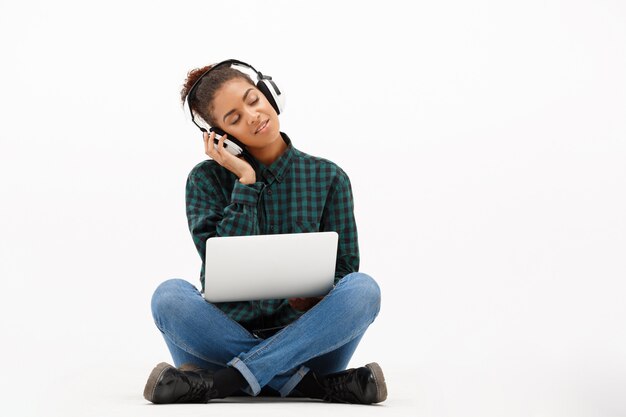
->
[1, 1, 625, 416]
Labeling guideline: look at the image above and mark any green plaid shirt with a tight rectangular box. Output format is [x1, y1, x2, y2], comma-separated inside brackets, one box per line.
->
[185, 132, 359, 329]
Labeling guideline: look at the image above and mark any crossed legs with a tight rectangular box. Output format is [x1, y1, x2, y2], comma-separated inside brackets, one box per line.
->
[150, 272, 381, 396]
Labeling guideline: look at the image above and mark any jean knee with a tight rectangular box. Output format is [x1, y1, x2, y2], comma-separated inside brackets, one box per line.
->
[342, 272, 381, 320]
[151, 278, 194, 325]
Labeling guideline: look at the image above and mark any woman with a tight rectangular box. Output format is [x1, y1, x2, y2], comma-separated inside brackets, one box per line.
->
[143, 60, 387, 404]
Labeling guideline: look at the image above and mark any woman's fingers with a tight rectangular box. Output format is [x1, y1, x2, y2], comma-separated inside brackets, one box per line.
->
[202, 131, 253, 181]
[205, 131, 237, 167]
[204, 131, 213, 156]
[205, 131, 226, 164]
[288, 296, 324, 311]
[217, 134, 227, 154]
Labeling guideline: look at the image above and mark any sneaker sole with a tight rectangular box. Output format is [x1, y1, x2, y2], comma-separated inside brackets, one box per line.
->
[143, 362, 174, 403]
[365, 362, 388, 403]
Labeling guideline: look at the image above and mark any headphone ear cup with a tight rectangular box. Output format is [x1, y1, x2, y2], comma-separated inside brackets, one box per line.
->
[256, 79, 284, 115]
[209, 126, 228, 137]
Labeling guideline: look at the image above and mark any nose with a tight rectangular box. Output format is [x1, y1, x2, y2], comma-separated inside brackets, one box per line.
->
[245, 107, 260, 125]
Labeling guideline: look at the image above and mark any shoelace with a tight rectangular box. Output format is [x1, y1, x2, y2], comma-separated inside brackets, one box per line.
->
[322, 372, 358, 404]
[179, 372, 216, 403]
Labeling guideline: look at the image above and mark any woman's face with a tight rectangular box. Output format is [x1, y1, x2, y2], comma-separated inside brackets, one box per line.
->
[210, 78, 281, 149]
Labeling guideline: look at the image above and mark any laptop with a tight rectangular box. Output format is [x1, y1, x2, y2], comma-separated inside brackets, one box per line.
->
[203, 231, 339, 303]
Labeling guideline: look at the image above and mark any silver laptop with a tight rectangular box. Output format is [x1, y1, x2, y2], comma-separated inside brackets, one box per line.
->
[203, 231, 338, 303]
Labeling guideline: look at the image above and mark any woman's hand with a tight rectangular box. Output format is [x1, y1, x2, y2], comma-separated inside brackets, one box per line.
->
[288, 296, 324, 312]
[204, 131, 256, 184]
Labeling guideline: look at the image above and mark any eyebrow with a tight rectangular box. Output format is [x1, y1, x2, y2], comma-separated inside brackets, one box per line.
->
[222, 88, 254, 123]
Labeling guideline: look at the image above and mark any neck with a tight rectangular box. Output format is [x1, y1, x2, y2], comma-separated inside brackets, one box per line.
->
[249, 133, 287, 166]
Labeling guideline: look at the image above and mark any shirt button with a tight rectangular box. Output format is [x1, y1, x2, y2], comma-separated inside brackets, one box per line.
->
[270, 225, 275, 231]
[267, 189, 273, 196]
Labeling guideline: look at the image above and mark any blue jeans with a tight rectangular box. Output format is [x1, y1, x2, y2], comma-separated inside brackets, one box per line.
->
[151, 271, 381, 397]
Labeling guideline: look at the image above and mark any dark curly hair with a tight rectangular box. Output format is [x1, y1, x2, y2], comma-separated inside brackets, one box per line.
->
[181, 64, 255, 128]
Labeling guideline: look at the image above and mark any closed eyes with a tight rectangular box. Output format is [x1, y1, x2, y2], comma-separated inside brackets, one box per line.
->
[230, 97, 260, 125]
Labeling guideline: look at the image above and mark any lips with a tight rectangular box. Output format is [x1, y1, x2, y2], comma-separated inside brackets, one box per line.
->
[255, 119, 269, 134]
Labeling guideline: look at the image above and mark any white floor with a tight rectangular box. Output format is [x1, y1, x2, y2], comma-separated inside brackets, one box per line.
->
[5, 359, 625, 417]
[5, 364, 418, 417]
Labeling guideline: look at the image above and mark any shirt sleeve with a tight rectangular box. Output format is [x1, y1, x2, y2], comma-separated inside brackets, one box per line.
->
[320, 168, 360, 284]
[185, 162, 265, 290]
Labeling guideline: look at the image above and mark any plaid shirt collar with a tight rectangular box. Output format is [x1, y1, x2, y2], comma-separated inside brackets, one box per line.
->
[256, 132, 294, 185]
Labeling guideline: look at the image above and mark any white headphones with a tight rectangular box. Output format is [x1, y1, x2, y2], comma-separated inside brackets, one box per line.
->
[184, 59, 285, 134]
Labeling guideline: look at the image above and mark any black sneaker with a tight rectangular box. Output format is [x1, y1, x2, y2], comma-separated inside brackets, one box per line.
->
[143, 362, 220, 404]
[322, 362, 388, 404]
